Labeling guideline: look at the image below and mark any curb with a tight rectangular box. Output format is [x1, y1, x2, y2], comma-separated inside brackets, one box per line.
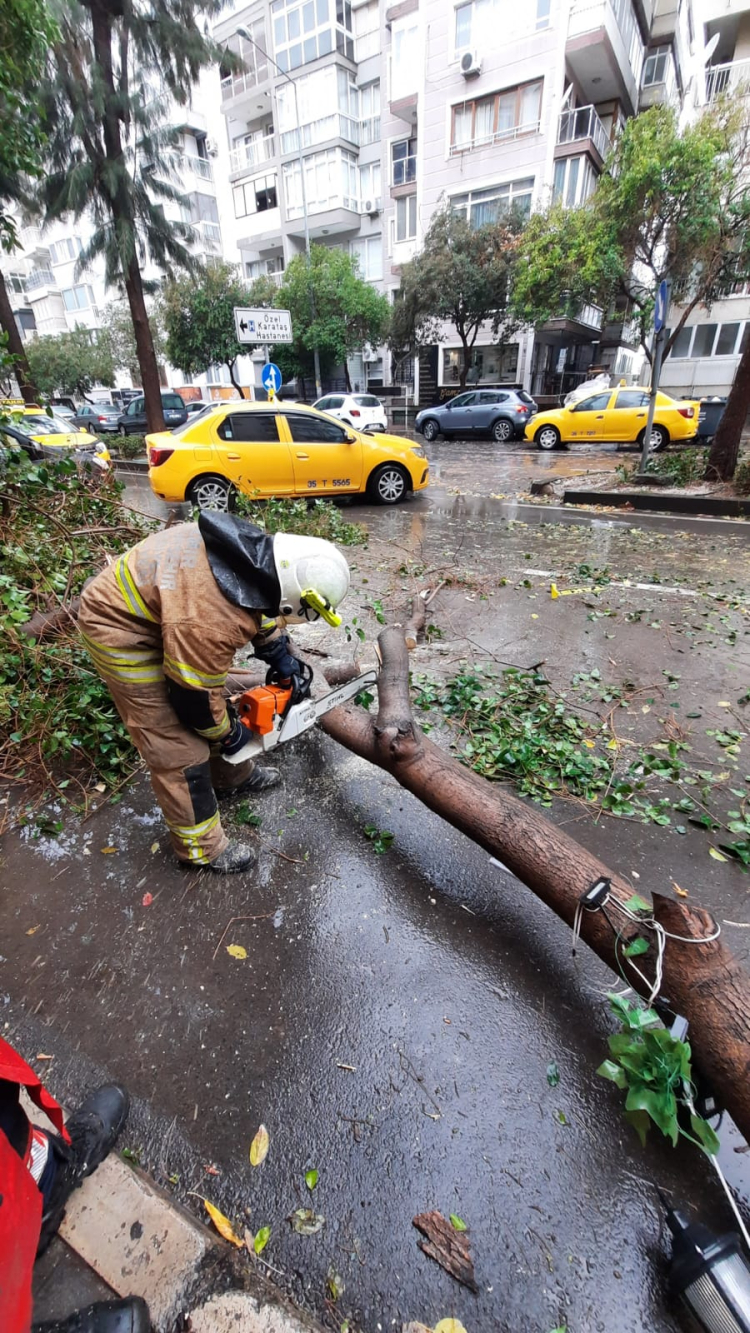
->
[59, 1154, 324, 1333]
[563, 488, 750, 518]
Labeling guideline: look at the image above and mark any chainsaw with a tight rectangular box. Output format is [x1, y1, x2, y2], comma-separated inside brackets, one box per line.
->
[223, 664, 379, 764]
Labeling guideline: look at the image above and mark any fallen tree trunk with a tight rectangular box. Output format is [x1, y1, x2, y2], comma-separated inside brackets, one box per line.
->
[318, 617, 750, 1144]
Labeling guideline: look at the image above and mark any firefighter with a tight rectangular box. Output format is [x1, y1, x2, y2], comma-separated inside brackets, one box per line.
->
[79, 513, 350, 873]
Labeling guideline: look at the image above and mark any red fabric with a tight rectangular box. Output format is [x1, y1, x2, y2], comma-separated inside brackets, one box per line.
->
[0, 1037, 69, 1333]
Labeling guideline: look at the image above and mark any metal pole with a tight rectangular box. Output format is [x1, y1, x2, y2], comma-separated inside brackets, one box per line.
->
[639, 279, 672, 473]
[235, 29, 322, 400]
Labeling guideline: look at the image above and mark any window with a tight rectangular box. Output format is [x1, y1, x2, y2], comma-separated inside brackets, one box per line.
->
[444, 345, 519, 383]
[391, 138, 417, 187]
[451, 392, 477, 407]
[277, 66, 358, 152]
[451, 81, 542, 153]
[7, 273, 26, 294]
[62, 285, 94, 312]
[49, 237, 83, 266]
[355, 395, 381, 406]
[360, 82, 380, 146]
[643, 45, 671, 87]
[272, 0, 352, 72]
[536, 0, 551, 29]
[126, 398, 144, 416]
[391, 17, 418, 101]
[478, 391, 508, 403]
[552, 156, 597, 208]
[359, 161, 381, 204]
[354, 1, 379, 60]
[395, 194, 417, 242]
[218, 414, 280, 443]
[716, 323, 741, 356]
[283, 148, 358, 217]
[692, 324, 718, 358]
[455, 0, 547, 49]
[233, 174, 278, 219]
[614, 391, 649, 409]
[572, 392, 611, 412]
[452, 178, 534, 227]
[669, 326, 692, 358]
[245, 257, 284, 281]
[286, 412, 347, 443]
[351, 234, 382, 282]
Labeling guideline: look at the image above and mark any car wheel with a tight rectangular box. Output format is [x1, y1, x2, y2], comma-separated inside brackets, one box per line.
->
[118, 424, 128, 436]
[187, 474, 235, 511]
[421, 419, 440, 443]
[535, 425, 561, 451]
[639, 424, 669, 453]
[367, 463, 409, 505]
[492, 418, 513, 443]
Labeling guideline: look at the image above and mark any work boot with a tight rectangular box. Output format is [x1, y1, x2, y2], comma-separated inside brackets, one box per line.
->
[37, 1084, 130, 1254]
[209, 839, 258, 874]
[33, 1297, 150, 1333]
[224, 765, 281, 795]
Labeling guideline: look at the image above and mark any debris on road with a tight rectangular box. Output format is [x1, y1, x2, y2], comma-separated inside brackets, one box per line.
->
[412, 1210, 478, 1293]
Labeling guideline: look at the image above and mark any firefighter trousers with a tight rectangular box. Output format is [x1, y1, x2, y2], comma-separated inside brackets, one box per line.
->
[103, 679, 253, 865]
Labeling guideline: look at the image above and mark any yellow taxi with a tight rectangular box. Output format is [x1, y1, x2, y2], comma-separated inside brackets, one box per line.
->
[3, 403, 111, 465]
[525, 387, 701, 452]
[146, 401, 429, 508]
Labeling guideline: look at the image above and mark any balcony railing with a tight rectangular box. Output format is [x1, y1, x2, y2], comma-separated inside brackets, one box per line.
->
[575, 301, 604, 331]
[229, 135, 276, 175]
[706, 58, 750, 103]
[221, 48, 270, 103]
[25, 268, 55, 292]
[557, 104, 610, 159]
[280, 114, 360, 154]
[191, 221, 222, 250]
[177, 153, 213, 183]
[450, 118, 541, 156]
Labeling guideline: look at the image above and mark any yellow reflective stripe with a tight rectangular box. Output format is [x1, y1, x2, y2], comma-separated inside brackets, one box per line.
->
[114, 554, 157, 623]
[260, 616, 277, 631]
[163, 654, 227, 690]
[80, 634, 161, 667]
[194, 715, 231, 740]
[93, 662, 164, 683]
[166, 810, 220, 862]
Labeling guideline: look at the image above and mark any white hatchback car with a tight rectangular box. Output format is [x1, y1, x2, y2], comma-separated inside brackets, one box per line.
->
[313, 392, 387, 434]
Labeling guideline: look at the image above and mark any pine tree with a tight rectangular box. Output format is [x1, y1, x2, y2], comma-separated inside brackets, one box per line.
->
[38, 0, 224, 431]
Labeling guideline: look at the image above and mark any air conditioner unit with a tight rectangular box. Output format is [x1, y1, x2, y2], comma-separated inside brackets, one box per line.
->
[362, 197, 382, 216]
[460, 50, 482, 78]
[206, 138, 219, 158]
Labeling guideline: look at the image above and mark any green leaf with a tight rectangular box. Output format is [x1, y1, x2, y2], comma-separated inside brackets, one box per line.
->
[624, 1108, 651, 1147]
[449, 1213, 467, 1232]
[623, 936, 649, 958]
[624, 893, 651, 914]
[305, 1168, 319, 1190]
[709, 846, 728, 862]
[690, 1114, 720, 1156]
[546, 1061, 560, 1087]
[597, 1059, 627, 1089]
[253, 1226, 271, 1254]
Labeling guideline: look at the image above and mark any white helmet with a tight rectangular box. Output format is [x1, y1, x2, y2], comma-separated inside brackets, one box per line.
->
[273, 533, 350, 626]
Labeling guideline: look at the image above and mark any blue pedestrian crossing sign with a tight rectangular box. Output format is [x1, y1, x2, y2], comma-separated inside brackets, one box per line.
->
[261, 363, 282, 397]
[654, 279, 669, 334]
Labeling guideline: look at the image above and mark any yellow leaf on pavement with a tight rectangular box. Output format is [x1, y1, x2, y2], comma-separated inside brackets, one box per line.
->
[709, 847, 728, 863]
[204, 1199, 243, 1248]
[150, 842, 159, 854]
[435, 1321, 469, 1333]
[672, 881, 689, 898]
[250, 1123, 270, 1166]
[226, 944, 247, 960]
[717, 701, 732, 708]
[100, 846, 118, 854]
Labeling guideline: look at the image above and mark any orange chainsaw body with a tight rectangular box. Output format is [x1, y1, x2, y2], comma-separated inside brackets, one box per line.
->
[238, 683, 294, 736]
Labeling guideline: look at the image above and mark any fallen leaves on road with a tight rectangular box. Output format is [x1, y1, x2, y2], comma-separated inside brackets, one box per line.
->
[150, 841, 159, 854]
[672, 881, 689, 898]
[326, 1265, 345, 1300]
[252, 1226, 271, 1254]
[435, 1322, 469, 1333]
[289, 1207, 325, 1235]
[709, 847, 729, 863]
[26, 925, 40, 936]
[449, 1213, 467, 1232]
[204, 1199, 243, 1248]
[249, 1123, 269, 1166]
[413, 1210, 477, 1292]
[226, 943, 248, 960]
[100, 846, 118, 854]
[141, 893, 153, 907]
[305, 1168, 319, 1189]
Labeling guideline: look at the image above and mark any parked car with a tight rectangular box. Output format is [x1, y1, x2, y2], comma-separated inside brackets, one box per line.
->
[145, 401, 429, 509]
[117, 391, 187, 434]
[525, 388, 701, 452]
[73, 402, 122, 434]
[0, 409, 110, 468]
[415, 389, 538, 443]
[51, 404, 76, 425]
[184, 400, 212, 416]
[312, 393, 387, 434]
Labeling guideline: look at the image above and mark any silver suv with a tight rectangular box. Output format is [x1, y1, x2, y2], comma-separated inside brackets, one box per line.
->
[416, 388, 538, 443]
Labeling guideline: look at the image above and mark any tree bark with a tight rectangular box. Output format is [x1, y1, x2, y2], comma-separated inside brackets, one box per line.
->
[227, 358, 246, 400]
[318, 617, 750, 1144]
[705, 335, 750, 482]
[89, 0, 165, 435]
[0, 269, 38, 404]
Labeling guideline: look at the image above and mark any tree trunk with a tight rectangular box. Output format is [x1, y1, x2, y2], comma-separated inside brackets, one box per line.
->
[318, 615, 750, 1144]
[705, 336, 750, 482]
[458, 338, 469, 390]
[227, 358, 246, 400]
[90, 1, 164, 436]
[0, 269, 38, 404]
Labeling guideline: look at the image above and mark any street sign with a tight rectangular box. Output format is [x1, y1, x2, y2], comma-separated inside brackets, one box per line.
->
[261, 362, 282, 396]
[234, 307, 293, 345]
[654, 279, 669, 333]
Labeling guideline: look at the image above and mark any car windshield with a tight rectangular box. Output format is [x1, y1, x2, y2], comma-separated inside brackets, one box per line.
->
[162, 394, 185, 411]
[355, 396, 381, 407]
[17, 414, 71, 437]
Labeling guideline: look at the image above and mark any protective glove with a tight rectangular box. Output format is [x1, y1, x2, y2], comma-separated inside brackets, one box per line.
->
[221, 708, 254, 757]
[254, 633, 303, 683]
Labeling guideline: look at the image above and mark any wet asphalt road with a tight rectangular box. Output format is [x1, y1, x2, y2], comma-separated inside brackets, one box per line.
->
[3, 439, 750, 1333]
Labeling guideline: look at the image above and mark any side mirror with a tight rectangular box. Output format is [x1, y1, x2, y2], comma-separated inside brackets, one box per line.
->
[345, 429, 357, 443]
[445, 400, 453, 409]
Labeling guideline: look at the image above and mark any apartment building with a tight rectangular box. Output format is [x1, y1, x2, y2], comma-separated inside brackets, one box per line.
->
[660, 0, 750, 401]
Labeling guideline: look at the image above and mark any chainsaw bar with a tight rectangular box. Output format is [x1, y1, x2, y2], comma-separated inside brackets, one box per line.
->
[223, 668, 379, 764]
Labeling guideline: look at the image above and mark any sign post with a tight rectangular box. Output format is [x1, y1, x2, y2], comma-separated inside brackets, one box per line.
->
[233, 308, 293, 345]
[640, 278, 671, 473]
[261, 362, 282, 403]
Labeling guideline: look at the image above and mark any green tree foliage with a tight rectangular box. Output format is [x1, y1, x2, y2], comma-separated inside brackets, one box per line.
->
[35, 0, 223, 431]
[276, 246, 390, 390]
[102, 300, 166, 383]
[0, 0, 56, 248]
[511, 203, 621, 333]
[162, 261, 255, 396]
[391, 203, 520, 389]
[26, 328, 115, 399]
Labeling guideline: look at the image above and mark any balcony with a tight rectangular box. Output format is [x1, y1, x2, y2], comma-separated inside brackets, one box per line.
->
[221, 48, 270, 106]
[541, 296, 605, 340]
[229, 136, 276, 177]
[191, 221, 222, 253]
[640, 47, 678, 107]
[24, 267, 56, 293]
[556, 104, 610, 162]
[280, 115, 360, 155]
[567, 0, 645, 113]
[706, 59, 750, 104]
[176, 152, 214, 184]
[449, 118, 542, 157]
